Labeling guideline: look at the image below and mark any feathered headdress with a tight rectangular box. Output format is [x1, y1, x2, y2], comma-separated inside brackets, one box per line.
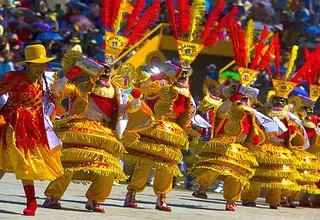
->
[228, 19, 276, 98]
[165, 0, 236, 70]
[102, 0, 160, 65]
[290, 47, 320, 105]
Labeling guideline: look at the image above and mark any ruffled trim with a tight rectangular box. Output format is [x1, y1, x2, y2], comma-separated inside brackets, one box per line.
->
[254, 167, 301, 180]
[123, 153, 182, 177]
[193, 165, 251, 186]
[61, 146, 121, 163]
[195, 141, 258, 166]
[195, 156, 256, 173]
[298, 172, 320, 182]
[63, 162, 126, 181]
[290, 149, 320, 170]
[298, 183, 320, 194]
[140, 121, 189, 149]
[125, 142, 183, 163]
[249, 178, 301, 191]
[248, 141, 297, 165]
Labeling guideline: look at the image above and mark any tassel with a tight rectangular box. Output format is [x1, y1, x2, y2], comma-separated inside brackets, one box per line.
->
[188, 0, 206, 42]
[250, 24, 269, 70]
[201, 0, 225, 41]
[245, 19, 254, 67]
[114, 0, 128, 34]
[285, 45, 299, 81]
[204, 6, 238, 46]
[127, 0, 160, 45]
[165, 0, 178, 39]
[123, 0, 145, 36]
[177, 0, 191, 35]
[110, 0, 122, 30]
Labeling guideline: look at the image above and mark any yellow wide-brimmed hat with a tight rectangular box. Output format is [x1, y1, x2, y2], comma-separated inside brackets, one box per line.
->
[69, 37, 80, 43]
[16, 44, 55, 66]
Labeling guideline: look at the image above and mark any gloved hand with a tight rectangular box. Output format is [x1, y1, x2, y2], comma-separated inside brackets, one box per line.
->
[65, 66, 82, 79]
[252, 133, 260, 145]
[131, 88, 141, 99]
[229, 92, 244, 103]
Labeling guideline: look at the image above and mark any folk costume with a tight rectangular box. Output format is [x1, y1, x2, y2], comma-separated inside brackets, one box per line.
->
[0, 44, 64, 216]
[44, 0, 160, 213]
[241, 45, 309, 209]
[289, 47, 320, 207]
[122, 50, 198, 211]
[192, 20, 269, 211]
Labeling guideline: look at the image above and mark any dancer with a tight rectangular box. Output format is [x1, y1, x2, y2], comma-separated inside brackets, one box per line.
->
[241, 45, 309, 209]
[0, 44, 64, 216]
[43, 51, 128, 213]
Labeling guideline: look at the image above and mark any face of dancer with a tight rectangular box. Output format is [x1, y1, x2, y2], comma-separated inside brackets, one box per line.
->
[271, 96, 288, 111]
[26, 63, 46, 79]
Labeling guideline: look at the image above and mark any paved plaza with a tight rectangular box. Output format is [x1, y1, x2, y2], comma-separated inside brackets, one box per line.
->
[0, 174, 319, 219]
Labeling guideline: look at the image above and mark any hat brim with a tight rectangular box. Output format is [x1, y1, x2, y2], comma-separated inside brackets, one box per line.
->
[70, 39, 80, 43]
[16, 57, 56, 66]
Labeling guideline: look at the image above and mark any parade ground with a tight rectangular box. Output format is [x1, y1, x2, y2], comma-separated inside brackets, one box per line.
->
[0, 174, 319, 220]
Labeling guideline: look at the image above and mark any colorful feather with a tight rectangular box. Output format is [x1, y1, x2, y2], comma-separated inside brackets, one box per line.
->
[177, 0, 191, 34]
[250, 24, 268, 69]
[102, 0, 113, 29]
[245, 19, 254, 67]
[285, 45, 299, 80]
[110, 0, 122, 30]
[274, 34, 281, 79]
[127, 0, 160, 45]
[189, 0, 206, 41]
[123, 0, 145, 36]
[201, 0, 225, 41]
[114, 0, 128, 34]
[304, 46, 310, 60]
[257, 33, 279, 71]
[204, 6, 238, 46]
[165, 0, 178, 39]
[229, 20, 246, 67]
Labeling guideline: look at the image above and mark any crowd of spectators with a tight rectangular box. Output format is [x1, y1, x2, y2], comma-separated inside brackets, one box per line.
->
[0, 0, 318, 81]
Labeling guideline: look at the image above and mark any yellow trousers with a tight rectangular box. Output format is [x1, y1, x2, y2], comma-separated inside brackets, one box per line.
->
[241, 184, 261, 201]
[44, 171, 114, 203]
[197, 170, 242, 203]
[242, 185, 283, 204]
[127, 164, 173, 195]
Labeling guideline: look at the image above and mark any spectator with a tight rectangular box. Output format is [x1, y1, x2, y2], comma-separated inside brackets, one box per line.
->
[0, 53, 14, 81]
[55, 4, 65, 20]
[294, 2, 311, 22]
[66, 37, 82, 53]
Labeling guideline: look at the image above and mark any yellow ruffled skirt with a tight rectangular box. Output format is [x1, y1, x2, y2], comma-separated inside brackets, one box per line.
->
[122, 120, 189, 177]
[290, 148, 320, 194]
[0, 125, 64, 181]
[191, 136, 258, 186]
[54, 116, 126, 182]
[247, 140, 301, 191]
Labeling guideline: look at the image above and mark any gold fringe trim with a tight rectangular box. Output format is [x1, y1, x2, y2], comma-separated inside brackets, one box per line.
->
[140, 121, 189, 149]
[195, 156, 256, 173]
[249, 179, 301, 191]
[255, 168, 301, 180]
[61, 147, 121, 165]
[57, 131, 126, 156]
[298, 172, 320, 182]
[63, 166, 126, 182]
[126, 142, 183, 163]
[298, 183, 320, 194]
[193, 165, 251, 187]
[248, 141, 297, 165]
[196, 141, 258, 166]
[123, 154, 182, 177]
